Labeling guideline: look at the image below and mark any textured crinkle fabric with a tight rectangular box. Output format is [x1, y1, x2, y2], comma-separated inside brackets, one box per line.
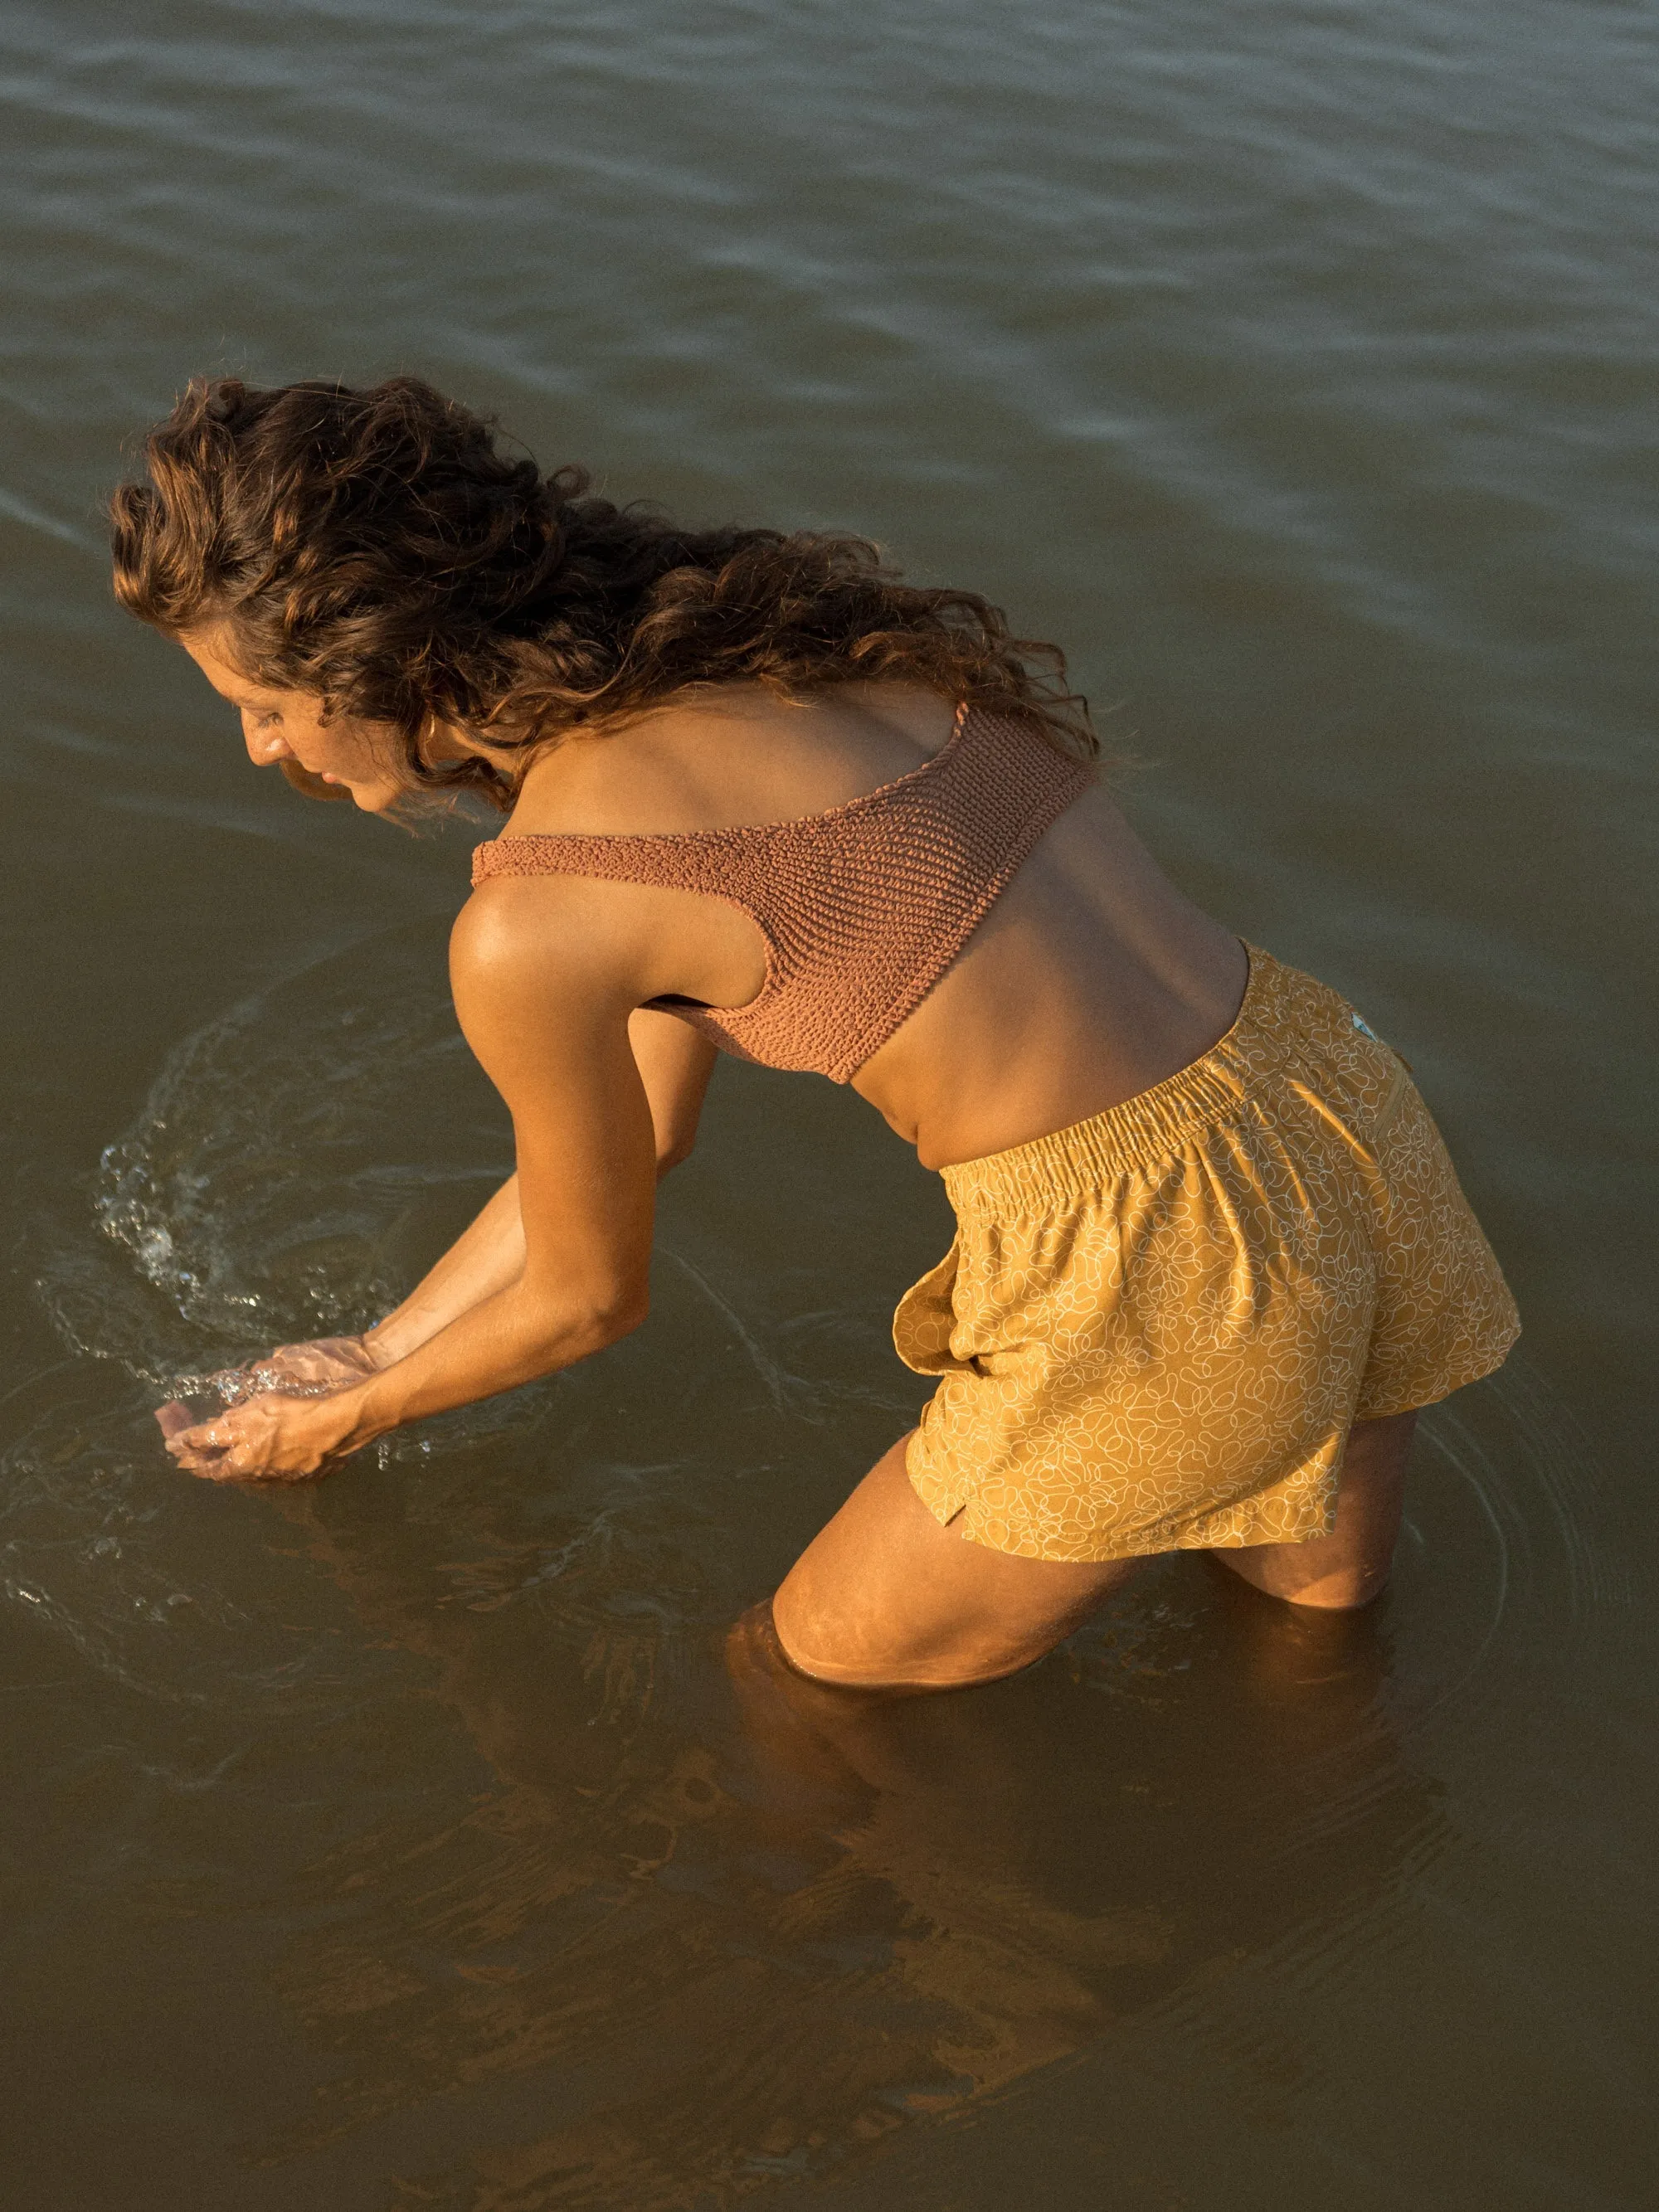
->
[895, 946, 1520, 1563]
[470, 705, 1093, 1083]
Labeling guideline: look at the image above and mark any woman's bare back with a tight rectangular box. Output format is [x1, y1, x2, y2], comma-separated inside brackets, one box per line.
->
[503, 682, 1247, 1168]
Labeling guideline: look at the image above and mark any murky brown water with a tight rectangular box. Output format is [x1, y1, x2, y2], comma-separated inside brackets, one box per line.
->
[2, 2, 1654, 2205]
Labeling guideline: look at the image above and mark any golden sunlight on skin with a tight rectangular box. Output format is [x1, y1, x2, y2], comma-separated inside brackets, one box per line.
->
[178, 622, 411, 812]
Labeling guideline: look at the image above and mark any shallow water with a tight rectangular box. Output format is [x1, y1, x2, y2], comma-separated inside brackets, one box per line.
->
[1, 2, 1654, 2205]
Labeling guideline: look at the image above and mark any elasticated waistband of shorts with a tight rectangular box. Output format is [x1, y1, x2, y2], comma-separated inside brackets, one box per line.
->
[940, 943, 1324, 1216]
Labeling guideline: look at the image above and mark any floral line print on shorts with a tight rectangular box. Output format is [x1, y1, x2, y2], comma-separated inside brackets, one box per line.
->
[894, 946, 1520, 1564]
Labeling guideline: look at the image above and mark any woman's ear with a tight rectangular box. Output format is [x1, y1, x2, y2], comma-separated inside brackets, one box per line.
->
[420, 712, 485, 765]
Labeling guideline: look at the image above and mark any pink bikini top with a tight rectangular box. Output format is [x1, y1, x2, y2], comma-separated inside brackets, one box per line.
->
[470, 702, 1093, 1084]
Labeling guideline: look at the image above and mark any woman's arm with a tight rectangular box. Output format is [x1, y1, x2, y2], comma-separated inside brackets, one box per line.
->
[236, 1013, 721, 1388]
[167, 882, 709, 1478]
[362, 1173, 525, 1367]
[268, 1009, 716, 1375]
[629, 1005, 718, 1175]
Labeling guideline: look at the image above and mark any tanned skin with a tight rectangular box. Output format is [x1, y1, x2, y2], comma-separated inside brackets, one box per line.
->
[163, 626, 1413, 1688]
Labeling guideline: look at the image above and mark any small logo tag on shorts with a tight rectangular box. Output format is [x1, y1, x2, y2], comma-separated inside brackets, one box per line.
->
[1352, 1012, 1381, 1041]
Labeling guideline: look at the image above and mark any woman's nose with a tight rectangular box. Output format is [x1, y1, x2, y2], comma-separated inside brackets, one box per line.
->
[242, 717, 293, 766]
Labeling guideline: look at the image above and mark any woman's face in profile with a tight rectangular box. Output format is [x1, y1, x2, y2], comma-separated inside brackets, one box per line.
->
[179, 622, 406, 812]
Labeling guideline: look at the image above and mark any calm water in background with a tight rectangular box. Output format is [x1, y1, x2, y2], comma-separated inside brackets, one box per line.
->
[2, 2, 1655, 2205]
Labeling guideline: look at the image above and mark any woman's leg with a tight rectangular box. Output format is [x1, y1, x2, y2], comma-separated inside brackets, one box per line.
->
[1207, 1409, 1418, 1611]
[770, 1435, 1141, 1690]
[770, 1410, 1416, 1690]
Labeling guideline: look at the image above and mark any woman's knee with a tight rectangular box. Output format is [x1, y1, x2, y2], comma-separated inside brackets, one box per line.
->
[771, 1432, 1141, 1691]
[771, 1554, 1135, 1691]
[768, 1578, 997, 1691]
[771, 1548, 1087, 1690]
[1273, 1560, 1393, 1612]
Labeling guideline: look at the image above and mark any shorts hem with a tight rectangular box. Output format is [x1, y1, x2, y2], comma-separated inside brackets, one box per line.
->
[906, 1451, 1340, 1565]
[1352, 1328, 1520, 1425]
[950, 1510, 1338, 1566]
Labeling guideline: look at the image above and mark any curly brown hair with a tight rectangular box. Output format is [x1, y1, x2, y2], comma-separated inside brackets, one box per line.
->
[109, 374, 1097, 810]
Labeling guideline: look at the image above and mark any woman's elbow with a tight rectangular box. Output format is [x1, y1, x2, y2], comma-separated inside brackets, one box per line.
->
[514, 1276, 648, 1368]
[654, 1132, 698, 1179]
[607, 1283, 651, 1342]
[576, 1279, 650, 1352]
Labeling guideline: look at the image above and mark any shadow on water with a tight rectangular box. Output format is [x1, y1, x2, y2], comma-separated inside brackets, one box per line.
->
[7, 917, 1612, 2210]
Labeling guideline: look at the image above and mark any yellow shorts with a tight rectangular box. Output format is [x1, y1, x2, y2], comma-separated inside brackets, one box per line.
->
[894, 946, 1520, 1563]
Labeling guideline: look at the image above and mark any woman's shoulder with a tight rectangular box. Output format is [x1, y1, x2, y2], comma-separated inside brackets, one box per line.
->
[500, 682, 961, 841]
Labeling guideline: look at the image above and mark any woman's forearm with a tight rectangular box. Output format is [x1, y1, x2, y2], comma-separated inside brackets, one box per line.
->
[360, 1020, 711, 1367]
[363, 1174, 526, 1364]
[169, 920, 698, 1482]
[335, 1271, 645, 1448]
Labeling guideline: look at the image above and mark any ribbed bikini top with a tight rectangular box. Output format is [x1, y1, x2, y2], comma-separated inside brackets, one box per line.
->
[470, 702, 1094, 1084]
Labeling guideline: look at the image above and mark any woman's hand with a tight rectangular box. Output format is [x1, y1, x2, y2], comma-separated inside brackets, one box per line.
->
[163, 1384, 373, 1484]
[254, 1334, 384, 1393]
[154, 1334, 383, 1480]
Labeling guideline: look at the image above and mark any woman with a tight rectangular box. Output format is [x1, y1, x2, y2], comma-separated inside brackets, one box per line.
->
[113, 375, 1519, 1692]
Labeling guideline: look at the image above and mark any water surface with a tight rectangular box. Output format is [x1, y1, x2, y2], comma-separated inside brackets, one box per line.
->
[1, 3, 1653, 2206]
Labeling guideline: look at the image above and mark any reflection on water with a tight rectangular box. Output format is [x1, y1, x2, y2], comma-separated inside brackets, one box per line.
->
[3, 917, 1610, 2206]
